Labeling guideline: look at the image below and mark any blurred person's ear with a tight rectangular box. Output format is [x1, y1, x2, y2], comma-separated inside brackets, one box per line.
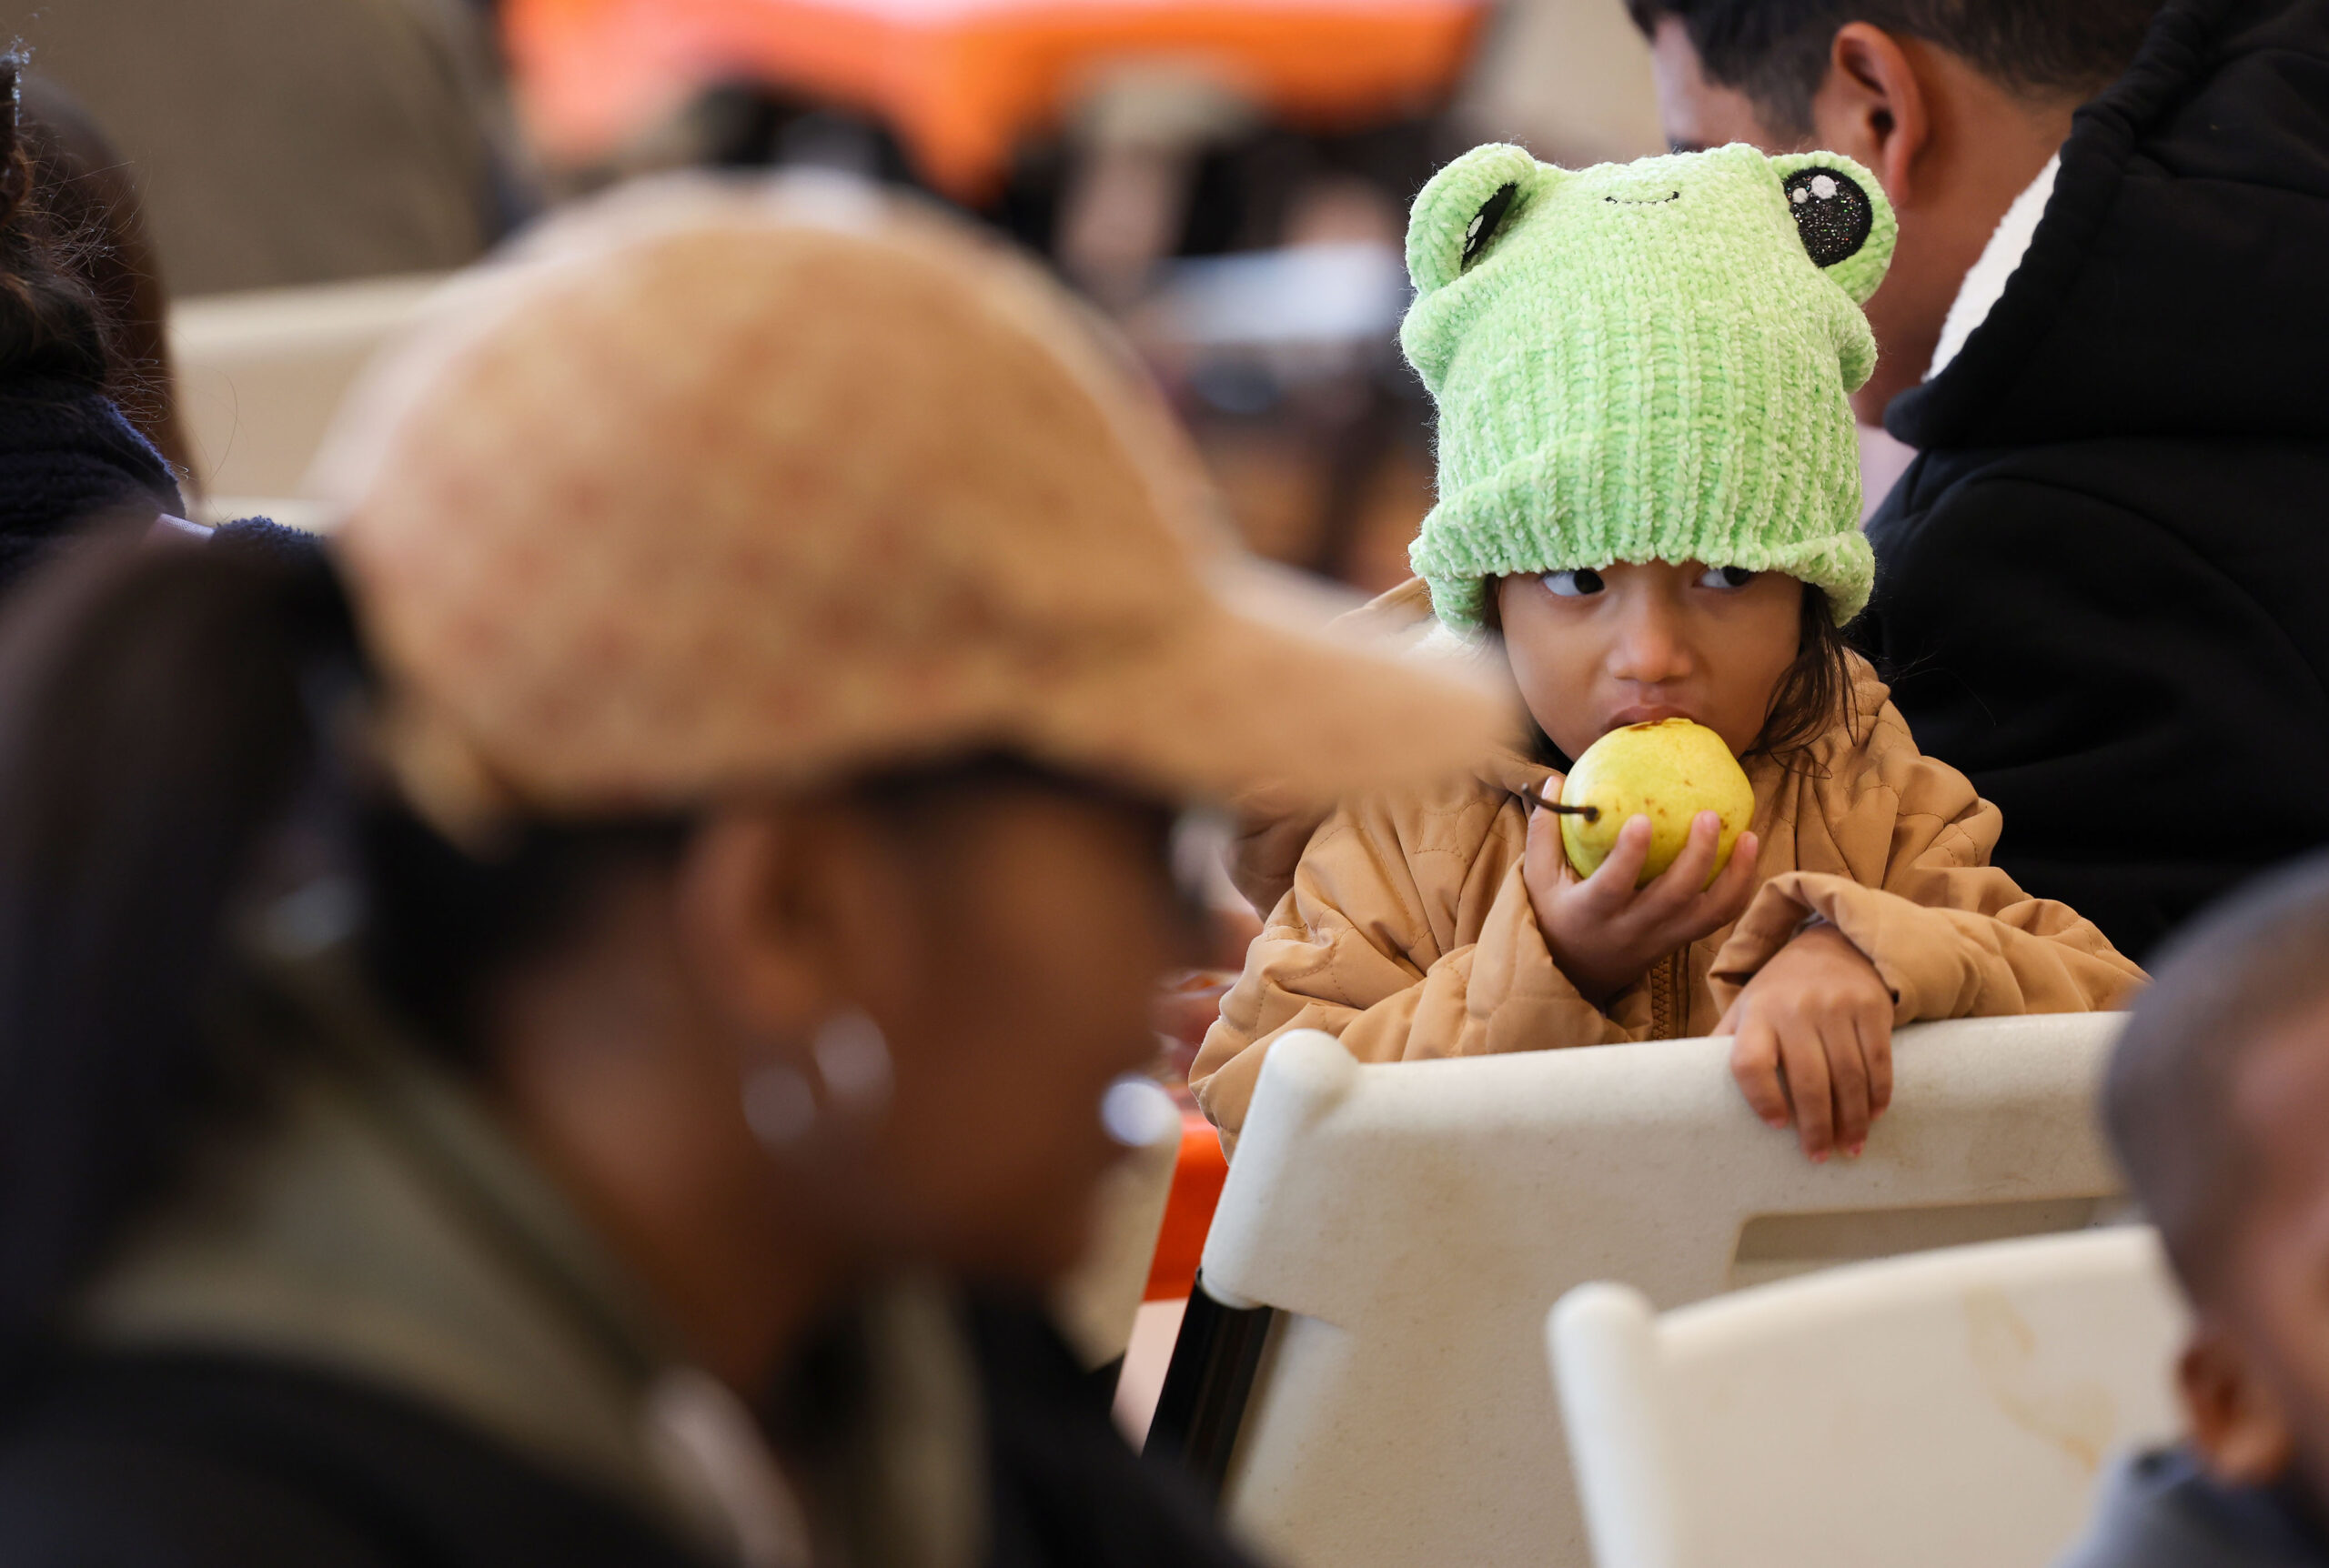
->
[1807, 25, 1932, 206]
[672, 801, 912, 1044]
[2180, 1322, 2297, 1487]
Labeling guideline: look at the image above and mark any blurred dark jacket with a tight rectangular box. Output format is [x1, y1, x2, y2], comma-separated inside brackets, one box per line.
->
[2053, 1447, 2329, 1567]
[0, 1352, 725, 1568]
[0, 961, 1257, 1568]
[13, 0, 527, 295]
[0, 379, 182, 580]
[1855, 0, 2329, 961]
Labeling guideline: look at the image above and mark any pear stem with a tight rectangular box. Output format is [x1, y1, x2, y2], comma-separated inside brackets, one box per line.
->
[1514, 790, 1600, 824]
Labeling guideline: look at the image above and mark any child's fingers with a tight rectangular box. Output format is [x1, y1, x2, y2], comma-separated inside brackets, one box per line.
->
[1643, 827, 1758, 952]
[1825, 1016, 1874, 1155]
[1579, 814, 1654, 906]
[1727, 1015, 1790, 1128]
[1646, 811, 1722, 907]
[1722, 829, 1761, 897]
[1528, 778, 1571, 869]
[1524, 789, 1567, 879]
[1696, 829, 1760, 924]
[1863, 1006, 1895, 1118]
[1779, 1019, 1836, 1161]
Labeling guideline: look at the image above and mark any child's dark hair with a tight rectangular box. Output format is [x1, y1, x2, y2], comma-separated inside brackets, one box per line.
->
[1750, 584, 1860, 762]
[0, 536, 717, 1349]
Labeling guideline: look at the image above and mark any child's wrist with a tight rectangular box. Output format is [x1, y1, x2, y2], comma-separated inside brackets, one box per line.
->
[1541, 931, 1638, 1010]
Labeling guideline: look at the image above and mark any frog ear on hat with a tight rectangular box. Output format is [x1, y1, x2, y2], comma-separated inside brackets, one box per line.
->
[1767, 151, 1896, 306]
[1405, 143, 1554, 297]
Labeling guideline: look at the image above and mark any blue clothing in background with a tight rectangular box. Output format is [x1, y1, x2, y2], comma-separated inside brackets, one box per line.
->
[0, 380, 184, 583]
[2057, 1448, 2329, 1568]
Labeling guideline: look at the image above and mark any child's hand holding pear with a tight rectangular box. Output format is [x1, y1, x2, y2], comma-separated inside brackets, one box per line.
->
[1522, 719, 1761, 1007]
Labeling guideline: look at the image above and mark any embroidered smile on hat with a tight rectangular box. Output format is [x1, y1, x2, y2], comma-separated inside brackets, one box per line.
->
[313, 176, 1511, 834]
[1399, 142, 1897, 631]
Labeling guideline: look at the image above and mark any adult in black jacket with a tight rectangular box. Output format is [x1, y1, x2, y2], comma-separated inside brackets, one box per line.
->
[1859, 0, 2329, 960]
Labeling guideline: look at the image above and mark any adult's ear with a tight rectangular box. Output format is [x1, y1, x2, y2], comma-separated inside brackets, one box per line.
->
[1404, 142, 1548, 297]
[2179, 1323, 2297, 1488]
[672, 800, 918, 1050]
[1767, 150, 1896, 306]
[1813, 23, 1932, 207]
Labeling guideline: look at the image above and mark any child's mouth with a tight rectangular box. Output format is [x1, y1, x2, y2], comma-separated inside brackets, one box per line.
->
[1607, 703, 1695, 729]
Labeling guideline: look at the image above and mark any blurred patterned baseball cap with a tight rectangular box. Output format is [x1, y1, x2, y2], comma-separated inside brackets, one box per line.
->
[313, 175, 1512, 833]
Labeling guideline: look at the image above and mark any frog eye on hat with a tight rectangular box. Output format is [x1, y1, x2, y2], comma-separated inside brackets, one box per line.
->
[1766, 151, 1897, 306]
[1402, 141, 1548, 297]
[1461, 183, 1519, 272]
[1783, 166, 1872, 266]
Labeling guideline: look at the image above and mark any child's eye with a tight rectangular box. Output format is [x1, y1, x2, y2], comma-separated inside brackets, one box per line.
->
[1697, 566, 1757, 590]
[1542, 568, 1606, 598]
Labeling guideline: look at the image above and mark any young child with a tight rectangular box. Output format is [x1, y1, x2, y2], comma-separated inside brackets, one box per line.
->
[2062, 856, 2329, 1567]
[1191, 143, 2145, 1161]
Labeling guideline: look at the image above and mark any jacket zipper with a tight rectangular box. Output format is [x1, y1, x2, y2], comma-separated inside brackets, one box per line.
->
[1649, 950, 1684, 1040]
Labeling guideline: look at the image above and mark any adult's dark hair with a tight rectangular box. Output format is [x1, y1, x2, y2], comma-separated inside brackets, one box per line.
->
[0, 55, 113, 391]
[15, 72, 188, 470]
[1623, 0, 2164, 138]
[2104, 852, 2329, 1303]
[0, 537, 693, 1345]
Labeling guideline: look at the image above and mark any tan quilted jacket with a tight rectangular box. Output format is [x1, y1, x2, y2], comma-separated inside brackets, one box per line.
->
[1191, 607, 2147, 1141]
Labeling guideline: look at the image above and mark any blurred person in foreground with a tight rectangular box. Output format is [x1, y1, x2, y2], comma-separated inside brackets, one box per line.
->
[1621, 0, 2329, 965]
[0, 176, 1503, 1565]
[2070, 858, 2329, 1566]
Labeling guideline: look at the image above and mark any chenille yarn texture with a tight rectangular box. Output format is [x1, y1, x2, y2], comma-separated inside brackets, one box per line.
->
[1400, 141, 1897, 629]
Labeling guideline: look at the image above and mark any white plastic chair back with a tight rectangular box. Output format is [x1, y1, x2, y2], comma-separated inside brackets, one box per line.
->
[171, 274, 444, 506]
[1549, 1227, 2186, 1568]
[1202, 1016, 2130, 1568]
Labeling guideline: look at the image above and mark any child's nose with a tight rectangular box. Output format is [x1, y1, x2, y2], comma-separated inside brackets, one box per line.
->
[1606, 602, 1693, 685]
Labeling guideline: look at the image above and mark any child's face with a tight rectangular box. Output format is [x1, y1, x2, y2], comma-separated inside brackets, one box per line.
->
[2183, 1016, 2329, 1504]
[1495, 560, 1803, 760]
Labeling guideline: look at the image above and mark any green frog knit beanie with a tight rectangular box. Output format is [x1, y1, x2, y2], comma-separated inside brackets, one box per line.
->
[1399, 141, 1896, 630]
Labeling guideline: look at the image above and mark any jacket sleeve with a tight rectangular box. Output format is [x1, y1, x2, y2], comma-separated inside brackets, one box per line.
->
[1219, 577, 1472, 918]
[1190, 799, 1631, 1141]
[1707, 742, 2146, 1020]
[1224, 793, 1330, 920]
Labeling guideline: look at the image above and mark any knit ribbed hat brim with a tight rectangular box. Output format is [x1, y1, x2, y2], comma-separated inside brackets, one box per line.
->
[1398, 144, 1894, 633]
[1411, 439, 1876, 628]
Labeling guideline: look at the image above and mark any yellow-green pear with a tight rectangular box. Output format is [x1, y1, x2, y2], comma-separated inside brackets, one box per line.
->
[1558, 719, 1755, 888]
